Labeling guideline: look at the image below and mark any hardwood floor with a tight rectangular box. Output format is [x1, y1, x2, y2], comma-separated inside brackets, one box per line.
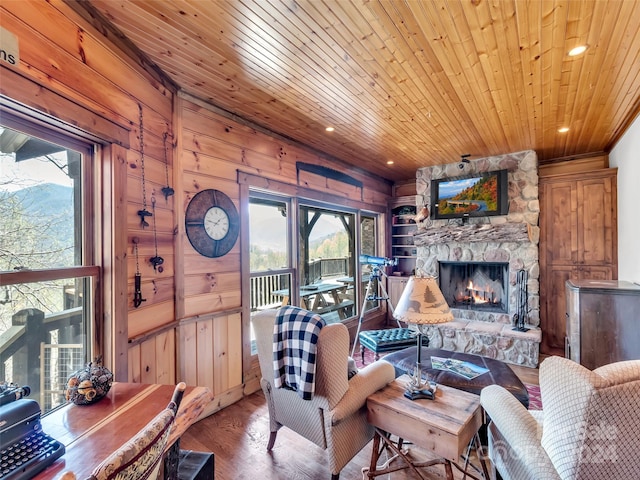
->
[509, 362, 540, 386]
[180, 365, 539, 479]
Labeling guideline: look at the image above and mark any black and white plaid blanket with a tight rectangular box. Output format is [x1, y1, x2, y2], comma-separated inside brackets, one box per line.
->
[273, 306, 325, 400]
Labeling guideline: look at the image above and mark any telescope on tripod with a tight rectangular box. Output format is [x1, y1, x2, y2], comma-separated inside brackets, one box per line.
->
[350, 255, 401, 357]
[359, 254, 398, 267]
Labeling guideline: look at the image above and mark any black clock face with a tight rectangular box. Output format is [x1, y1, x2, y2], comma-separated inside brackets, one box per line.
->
[185, 189, 239, 258]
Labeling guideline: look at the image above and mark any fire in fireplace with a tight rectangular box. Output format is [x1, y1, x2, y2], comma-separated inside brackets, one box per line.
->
[438, 261, 509, 313]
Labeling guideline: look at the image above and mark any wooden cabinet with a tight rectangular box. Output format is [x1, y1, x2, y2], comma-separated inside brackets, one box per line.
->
[539, 169, 618, 356]
[386, 275, 409, 321]
[387, 275, 409, 309]
[566, 280, 640, 369]
[543, 265, 614, 354]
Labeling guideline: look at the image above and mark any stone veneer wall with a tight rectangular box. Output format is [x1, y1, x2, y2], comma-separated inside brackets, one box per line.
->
[413, 150, 541, 366]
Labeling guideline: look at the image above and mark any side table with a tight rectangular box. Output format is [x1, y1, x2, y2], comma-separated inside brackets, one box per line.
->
[366, 375, 488, 480]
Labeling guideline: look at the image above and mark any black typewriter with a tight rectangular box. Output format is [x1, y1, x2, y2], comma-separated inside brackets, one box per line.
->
[0, 397, 65, 480]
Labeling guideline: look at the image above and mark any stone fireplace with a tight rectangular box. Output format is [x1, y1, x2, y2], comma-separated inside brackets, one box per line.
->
[412, 150, 541, 367]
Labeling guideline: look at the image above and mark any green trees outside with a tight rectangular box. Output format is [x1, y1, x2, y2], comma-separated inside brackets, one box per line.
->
[250, 230, 348, 272]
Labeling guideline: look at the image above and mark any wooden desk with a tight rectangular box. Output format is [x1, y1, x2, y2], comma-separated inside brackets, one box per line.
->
[366, 375, 486, 480]
[36, 383, 213, 480]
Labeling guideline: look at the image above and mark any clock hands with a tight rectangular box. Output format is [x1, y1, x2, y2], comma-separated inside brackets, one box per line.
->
[205, 216, 226, 228]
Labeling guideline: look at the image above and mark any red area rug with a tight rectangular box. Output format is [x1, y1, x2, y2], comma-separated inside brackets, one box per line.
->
[526, 384, 542, 410]
[353, 347, 542, 410]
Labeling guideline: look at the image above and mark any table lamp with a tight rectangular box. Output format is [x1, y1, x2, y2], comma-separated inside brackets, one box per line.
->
[393, 276, 453, 400]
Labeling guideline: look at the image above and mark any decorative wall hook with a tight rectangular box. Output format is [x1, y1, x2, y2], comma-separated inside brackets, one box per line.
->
[161, 186, 175, 200]
[133, 273, 146, 308]
[161, 131, 175, 201]
[150, 256, 164, 270]
[137, 104, 152, 228]
[132, 237, 146, 308]
[137, 208, 152, 227]
[149, 195, 164, 272]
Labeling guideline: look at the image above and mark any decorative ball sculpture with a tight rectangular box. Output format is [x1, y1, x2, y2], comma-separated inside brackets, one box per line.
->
[65, 356, 113, 405]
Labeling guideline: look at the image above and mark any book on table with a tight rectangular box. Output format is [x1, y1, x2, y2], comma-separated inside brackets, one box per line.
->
[430, 356, 489, 380]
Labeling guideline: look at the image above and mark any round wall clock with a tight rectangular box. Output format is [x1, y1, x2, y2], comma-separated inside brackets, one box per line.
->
[185, 189, 240, 258]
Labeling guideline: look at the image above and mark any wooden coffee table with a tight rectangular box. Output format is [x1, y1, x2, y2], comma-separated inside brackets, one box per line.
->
[366, 375, 488, 480]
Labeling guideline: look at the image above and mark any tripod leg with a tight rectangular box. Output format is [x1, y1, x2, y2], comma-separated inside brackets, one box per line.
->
[376, 276, 402, 328]
[350, 274, 376, 358]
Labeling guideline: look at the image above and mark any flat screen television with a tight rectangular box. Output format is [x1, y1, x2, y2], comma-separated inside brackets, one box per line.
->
[430, 169, 509, 220]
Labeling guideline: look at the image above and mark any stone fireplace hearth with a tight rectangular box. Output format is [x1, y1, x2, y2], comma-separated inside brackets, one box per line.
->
[412, 150, 541, 367]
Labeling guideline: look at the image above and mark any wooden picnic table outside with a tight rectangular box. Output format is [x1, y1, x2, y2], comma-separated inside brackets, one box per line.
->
[272, 282, 353, 319]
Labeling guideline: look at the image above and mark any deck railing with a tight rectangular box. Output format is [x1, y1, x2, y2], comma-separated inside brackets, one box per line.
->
[250, 257, 349, 311]
[0, 307, 85, 410]
[250, 273, 290, 311]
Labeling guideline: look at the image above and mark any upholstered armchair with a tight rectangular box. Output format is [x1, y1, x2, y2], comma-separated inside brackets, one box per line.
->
[251, 309, 396, 480]
[480, 356, 640, 480]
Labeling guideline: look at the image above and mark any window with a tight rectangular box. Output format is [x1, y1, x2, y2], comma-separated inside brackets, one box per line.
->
[360, 214, 380, 312]
[0, 119, 98, 413]
[248, 189, 381, 319]
[248, 195, 293, 355]
[297, 204, 356, 322]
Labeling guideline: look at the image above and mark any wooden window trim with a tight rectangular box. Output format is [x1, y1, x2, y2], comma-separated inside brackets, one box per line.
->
[0, 266, 101, 286]
[237, 170, 386, 214]
[1, 95, 128, 381]
[0, 70, 130, 148]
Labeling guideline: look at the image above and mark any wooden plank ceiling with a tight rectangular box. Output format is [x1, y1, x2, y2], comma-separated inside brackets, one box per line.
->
[84, 0, 640, 182]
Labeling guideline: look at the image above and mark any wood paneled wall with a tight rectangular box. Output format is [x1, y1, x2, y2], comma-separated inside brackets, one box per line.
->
[1, 1, 392, 414]
[175, 96, 391, 414]
[1, 0, 176, 382]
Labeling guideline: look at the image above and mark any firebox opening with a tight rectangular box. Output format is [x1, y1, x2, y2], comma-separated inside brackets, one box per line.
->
[438, 261, 509, 313]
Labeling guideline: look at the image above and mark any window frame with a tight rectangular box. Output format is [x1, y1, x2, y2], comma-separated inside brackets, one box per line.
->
[0, 107, 103, 388]
[239, 171, 388, 374]
[248, 193, 296, 317]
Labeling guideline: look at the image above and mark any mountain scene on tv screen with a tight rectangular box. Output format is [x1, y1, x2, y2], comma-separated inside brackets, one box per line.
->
[438, 175, 498, 215]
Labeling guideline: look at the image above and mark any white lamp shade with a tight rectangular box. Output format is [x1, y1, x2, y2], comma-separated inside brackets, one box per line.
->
[393, 276, 453, 325]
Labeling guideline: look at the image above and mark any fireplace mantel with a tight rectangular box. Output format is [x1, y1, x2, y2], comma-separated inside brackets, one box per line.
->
[413, 222, 530, 247]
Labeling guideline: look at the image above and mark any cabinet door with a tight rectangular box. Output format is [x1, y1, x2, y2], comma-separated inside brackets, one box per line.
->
[387, 276, 409, 317]
[576, 176, 617, 265]
[540, 180, 578, 265]
[578, 265, 614, 280]
[543, 265, 615, 356]
[541, 266, 576, 355]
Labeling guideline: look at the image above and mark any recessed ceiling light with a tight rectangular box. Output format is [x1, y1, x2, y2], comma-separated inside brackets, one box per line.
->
[325, 126, 335, 132]
[558, 127, 570, 133]
[568, 45, 588, 57]
[386, 160, 394, 165]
